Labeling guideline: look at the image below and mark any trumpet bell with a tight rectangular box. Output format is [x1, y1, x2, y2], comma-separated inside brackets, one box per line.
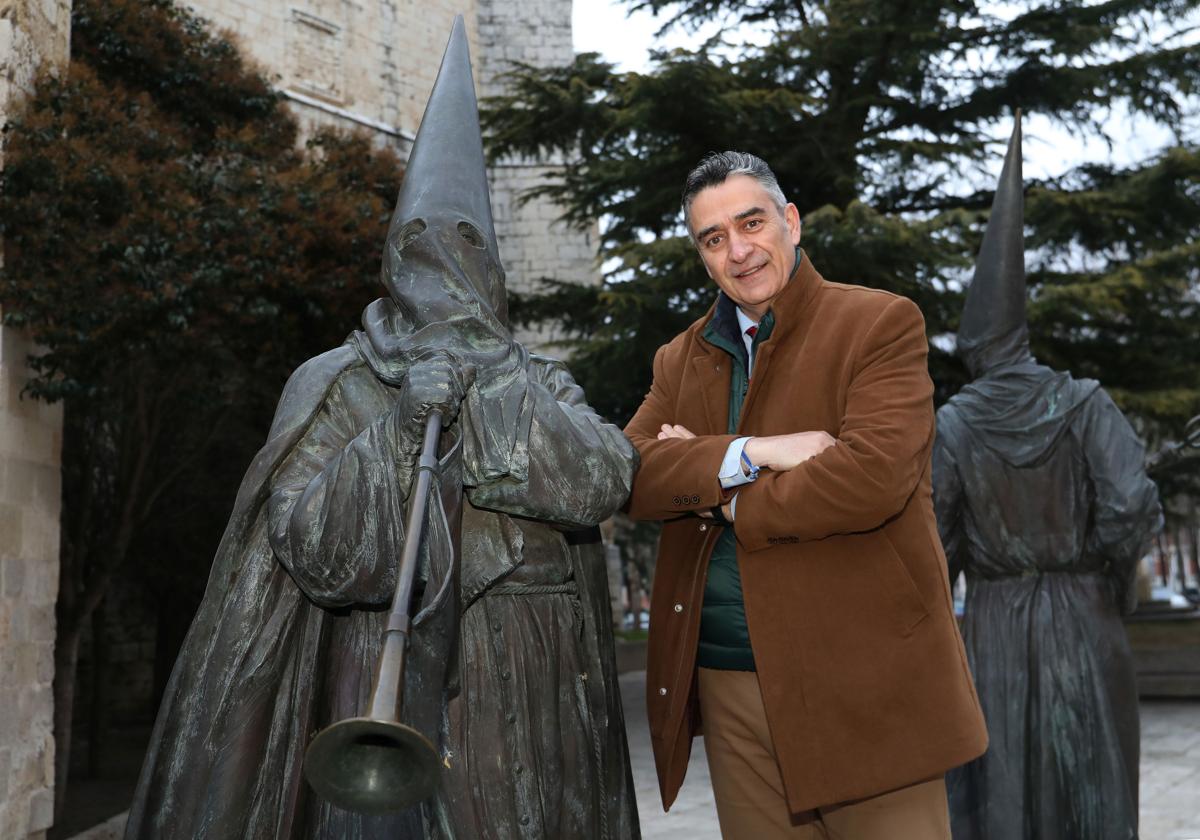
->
[303, 717, 441, 815]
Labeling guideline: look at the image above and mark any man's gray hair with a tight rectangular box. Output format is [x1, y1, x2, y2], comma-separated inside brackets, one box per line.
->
[681, 151, 788, 237]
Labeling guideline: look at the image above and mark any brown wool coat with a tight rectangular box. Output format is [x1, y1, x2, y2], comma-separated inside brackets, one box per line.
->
[625, 253, 988, 815]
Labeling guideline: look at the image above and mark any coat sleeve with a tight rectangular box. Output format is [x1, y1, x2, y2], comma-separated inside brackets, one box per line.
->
[734, 296, 935, 549]
[624, 342, 739, 520]
[266, 376, 414, 609]
[464, 358, 637, 528]
[932, 406, 968, 585]
[1079, 389, 1163, 614]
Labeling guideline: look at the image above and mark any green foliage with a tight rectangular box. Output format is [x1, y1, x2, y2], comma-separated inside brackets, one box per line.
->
[482, 0, 1200, 476]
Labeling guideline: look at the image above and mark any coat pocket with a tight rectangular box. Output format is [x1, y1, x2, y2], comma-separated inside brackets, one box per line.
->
[872, 529, 931, 636]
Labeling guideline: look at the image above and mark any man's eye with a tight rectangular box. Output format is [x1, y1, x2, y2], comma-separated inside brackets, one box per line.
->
[705, 235, 722, 248]
[745, 219, 762, 230]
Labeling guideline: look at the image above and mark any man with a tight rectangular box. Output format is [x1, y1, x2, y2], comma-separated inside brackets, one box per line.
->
[126, 20, 639, 839]
[935, 119, 1161, 840]
[624, 151, 987, 838]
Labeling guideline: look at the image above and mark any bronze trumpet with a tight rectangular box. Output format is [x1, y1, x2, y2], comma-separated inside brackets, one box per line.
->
[303, 410, 446, 814]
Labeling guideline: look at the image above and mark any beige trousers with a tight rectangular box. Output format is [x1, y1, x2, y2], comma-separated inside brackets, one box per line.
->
[696, 668, 951, 840]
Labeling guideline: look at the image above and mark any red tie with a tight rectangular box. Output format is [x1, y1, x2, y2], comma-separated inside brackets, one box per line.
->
[746, 325, 758, 339]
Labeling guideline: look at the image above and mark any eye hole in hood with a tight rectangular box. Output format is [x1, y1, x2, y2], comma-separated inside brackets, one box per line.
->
[394, 218, 427, 250]
[457, 220, 486, 249]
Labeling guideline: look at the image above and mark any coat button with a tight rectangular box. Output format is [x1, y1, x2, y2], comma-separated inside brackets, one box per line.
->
[659, 687, 668, 696]
[699, 523, 708, 531]
[691, 494, 700, 504]
[672, 496, 681, 505]
[674, 603, 683, 613]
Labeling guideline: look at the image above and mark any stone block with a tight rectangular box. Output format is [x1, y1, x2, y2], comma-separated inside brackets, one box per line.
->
[28, 788, 53, 832]
[0, 650, 15, 689]
[0, 690, 18, 744]
[35, 643, 54, 684]
[33, 460, 61, 511]
[0, 503, 24, 553]
[2, 556, 25, 596]
[40, 0, 60, 28]
[4, 457, 38, 504]
[27, 602, 55, 643]
[15, 642, 40, 686]
[22, 552, 58, 604]
[20, 510, 60, 567]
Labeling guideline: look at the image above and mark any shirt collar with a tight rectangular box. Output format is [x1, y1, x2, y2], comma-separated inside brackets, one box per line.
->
[734, 307, 759, 336]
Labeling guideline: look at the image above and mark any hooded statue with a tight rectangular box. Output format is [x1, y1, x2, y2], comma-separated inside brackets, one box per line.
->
[126, 18, 640, 840]
[934, 115, 1162, 840]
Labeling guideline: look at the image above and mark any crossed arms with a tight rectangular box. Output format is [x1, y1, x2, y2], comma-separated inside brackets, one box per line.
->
[624, 296, 936, 550]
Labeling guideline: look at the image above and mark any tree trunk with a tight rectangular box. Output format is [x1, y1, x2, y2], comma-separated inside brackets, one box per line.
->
[87, 597, 111, 779]
[1187, 498, 1199, 585]
[1189, 525, 1199, 584]
[1176, 527, 1188, 591]
[52, 622, 83, 822]
[1155, 532, 1169, 585]
[627, 568, 636, 631]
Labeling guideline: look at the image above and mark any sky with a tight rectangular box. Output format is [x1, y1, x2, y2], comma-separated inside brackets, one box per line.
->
[570, 0, 1190, 183]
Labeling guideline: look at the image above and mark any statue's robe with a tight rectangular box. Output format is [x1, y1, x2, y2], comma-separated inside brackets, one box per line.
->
[933, 361, 1161, 840]
[126, 299, 640, 840]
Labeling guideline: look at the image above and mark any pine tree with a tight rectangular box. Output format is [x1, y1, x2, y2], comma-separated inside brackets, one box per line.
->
[483, 0, 1200, 445]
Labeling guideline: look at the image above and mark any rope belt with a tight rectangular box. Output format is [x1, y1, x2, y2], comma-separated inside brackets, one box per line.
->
[484, 580, 583, 633]
[486, 580, 578, 597]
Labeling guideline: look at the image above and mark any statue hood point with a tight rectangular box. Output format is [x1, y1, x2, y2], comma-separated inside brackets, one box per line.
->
[957, 112, 1032, 377]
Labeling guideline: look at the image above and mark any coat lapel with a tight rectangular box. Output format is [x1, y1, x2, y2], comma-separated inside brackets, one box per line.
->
[689, 349, 730, 435]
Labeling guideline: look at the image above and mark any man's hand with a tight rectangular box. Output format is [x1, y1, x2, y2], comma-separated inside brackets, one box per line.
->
[744, 431, 836, 472]
[658, 424, 697, 440]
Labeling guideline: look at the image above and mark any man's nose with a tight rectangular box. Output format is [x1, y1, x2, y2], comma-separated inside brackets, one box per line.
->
[728, 232, 752, 262]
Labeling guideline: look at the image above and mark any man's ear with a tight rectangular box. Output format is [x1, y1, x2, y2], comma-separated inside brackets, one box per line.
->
[785, 203, 802, 245]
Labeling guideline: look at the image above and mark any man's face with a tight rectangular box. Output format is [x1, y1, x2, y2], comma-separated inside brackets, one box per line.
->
[688, 174, 801, 321]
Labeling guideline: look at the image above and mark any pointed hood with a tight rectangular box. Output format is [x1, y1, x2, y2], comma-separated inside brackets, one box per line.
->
[379, 14, 508, 328]
[957, 114, 1033, 378]
[354, 18, 530, 486]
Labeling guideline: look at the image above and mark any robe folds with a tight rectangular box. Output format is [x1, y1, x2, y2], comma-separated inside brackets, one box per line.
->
[126, 299, 640, 840]
[935, 362, 1162, 840]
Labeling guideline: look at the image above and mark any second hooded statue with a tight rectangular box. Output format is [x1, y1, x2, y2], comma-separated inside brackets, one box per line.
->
[124, 18, 640, 840]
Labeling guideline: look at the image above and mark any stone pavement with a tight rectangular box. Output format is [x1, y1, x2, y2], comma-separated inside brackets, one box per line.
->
[1141, 700, 1200, 840]
[620, 672, 1200, 840]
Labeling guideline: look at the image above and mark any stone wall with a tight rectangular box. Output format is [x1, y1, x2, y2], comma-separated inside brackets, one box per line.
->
[476, 0, 600, 345]
[0, 1, 72, 170]
[0, 324, 64, 840]
[185, 0, 601, 345]
[0, 2, 71, 837]
[184, 0, 481, 148]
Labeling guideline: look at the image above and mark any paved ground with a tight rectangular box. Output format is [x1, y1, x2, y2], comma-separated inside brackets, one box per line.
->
[56, 672, 1200, 839]
[620, 671, 1200, 840]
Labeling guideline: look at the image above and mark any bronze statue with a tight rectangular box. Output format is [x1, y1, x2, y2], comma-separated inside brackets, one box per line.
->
[126, 18, 640, 839]
[934, 117, 1162, 840]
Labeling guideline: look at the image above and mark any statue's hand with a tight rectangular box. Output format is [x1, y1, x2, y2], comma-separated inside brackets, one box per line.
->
[394, 351, 475, 430]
